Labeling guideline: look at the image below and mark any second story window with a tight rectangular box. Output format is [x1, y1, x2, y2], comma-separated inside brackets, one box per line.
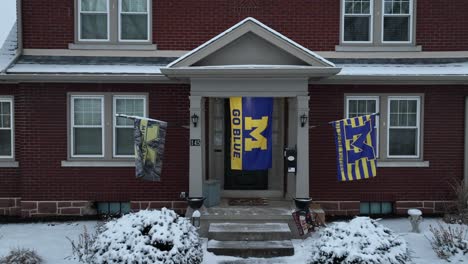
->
[77, 0, 151, 44]
[340, 0, 416, 50]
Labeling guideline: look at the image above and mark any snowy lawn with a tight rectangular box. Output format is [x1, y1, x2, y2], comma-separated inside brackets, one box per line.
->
[0, 217, 466, 264]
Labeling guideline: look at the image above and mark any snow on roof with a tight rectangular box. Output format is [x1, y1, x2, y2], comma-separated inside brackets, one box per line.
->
[7, 63, 162, 74]
[167, 17, 335, 68]
[336, 62, 468, 76]
[0, 22, 18, 72]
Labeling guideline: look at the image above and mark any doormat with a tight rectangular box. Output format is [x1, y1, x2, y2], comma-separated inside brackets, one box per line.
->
[228, 198, 268, 206]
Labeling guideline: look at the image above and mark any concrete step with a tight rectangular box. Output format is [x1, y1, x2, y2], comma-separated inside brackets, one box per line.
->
[207, 240, 294, 258]
[208, 223, 292, 241]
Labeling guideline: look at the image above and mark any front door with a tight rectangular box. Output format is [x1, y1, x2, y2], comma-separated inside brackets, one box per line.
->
[223, 99, 268, 190]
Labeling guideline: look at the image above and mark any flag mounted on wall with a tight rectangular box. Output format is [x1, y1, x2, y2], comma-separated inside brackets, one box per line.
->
[331, 114, 378, 182]
[230, 97, 273, 171]
[116, 114, 168, 182]
[134, 117, 168, 181]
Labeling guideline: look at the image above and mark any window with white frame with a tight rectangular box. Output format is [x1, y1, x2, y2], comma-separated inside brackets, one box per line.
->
[0, 98, 13, 158]
[388, 97, 420, 157]
[70, 94, 147, 160]
[343, 0, 373, 42]
[340, 0, 415, 46]
[77, 0, 151, 43]
[346, 96, 379, 155]
[71, 96, 104, 157]
[345, 95, 422, 160]
[383, 0, 412, 42]
[119, 0, 150, 41]
[113, 96, 146, 157]
[79, 0, 109, 41]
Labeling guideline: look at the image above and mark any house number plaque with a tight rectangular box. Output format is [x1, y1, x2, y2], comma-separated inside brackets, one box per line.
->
[190, 139, 201, 146]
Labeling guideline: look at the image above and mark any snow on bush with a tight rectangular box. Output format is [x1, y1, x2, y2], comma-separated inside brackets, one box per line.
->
[428, 223, 468, 262]
[88, 208, 203, 264]
[0, 248, 42, 264]
[308, 217, 410, 264]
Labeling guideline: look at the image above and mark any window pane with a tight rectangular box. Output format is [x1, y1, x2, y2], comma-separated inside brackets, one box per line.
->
[390, 113, 398, 126]
[116, 128, 135, 155]
[122, 0, 147, 12]
[115, 98, 145, 126]
[81, 0, 107, 12]
[81, 14, 108, 40]
[399, 113, 407, 126]
[348, 100, 357, 115]
[0, 102, 11, 128]
[370, 202, 382, 214]
[408, 113, 417, 126]
[389, 128, 417, 156]
[384, 17, 410, 42]
[344, 17, 370, 42]
[1, 102, 11, 115]
[0, 130, 11, 156]
[390, 100, 398, 113]
[74, 98, 102, 126]
[121, 14, 148, 40]
[74, 128, 102, 155]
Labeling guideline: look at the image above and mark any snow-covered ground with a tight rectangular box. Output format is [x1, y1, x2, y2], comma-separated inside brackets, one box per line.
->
[0, 218, 465, 263]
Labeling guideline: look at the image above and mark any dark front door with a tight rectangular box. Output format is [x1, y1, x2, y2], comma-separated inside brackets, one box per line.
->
[224, 99, 268, 190]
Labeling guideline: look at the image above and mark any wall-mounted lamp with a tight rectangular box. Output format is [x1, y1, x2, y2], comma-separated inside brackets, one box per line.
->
[300, 114, 308, 127]
[191, 113, 199, 127]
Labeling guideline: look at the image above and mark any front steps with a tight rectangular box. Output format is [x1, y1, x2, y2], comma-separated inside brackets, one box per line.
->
[207, 222, 295, 258]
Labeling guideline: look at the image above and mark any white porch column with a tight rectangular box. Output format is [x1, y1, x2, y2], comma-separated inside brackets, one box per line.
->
[296, 96, 310, 198]
[189, 95, 205, 198]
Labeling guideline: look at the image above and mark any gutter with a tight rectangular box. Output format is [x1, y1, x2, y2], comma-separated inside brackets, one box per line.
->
[465, 96, 468, 188]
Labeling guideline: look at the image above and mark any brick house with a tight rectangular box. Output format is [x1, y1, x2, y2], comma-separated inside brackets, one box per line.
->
[0, 0, 467, 219]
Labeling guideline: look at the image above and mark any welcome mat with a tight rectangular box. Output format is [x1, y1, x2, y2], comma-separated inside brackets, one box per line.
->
[228, 198, 269, 206]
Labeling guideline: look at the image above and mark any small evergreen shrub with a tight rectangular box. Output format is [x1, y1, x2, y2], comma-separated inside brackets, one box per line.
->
[308, 217, 410, 264]
[0, 248, 42, 264]
[428, 223, 468, 262]
[70, 208, 203, 264]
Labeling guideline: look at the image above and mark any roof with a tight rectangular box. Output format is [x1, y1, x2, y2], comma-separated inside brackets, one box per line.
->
[0, 22, 18, 72]
[166, 17, 336, 68]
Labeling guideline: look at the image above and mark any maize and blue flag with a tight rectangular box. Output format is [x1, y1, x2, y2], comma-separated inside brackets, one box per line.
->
[331, 114, 378, 182]
[230, 97, 273, 171]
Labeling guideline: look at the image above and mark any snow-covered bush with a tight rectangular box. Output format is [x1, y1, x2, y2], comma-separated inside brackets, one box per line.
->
[86, 208, 203, 264]
[308, 217, 410, 264]
[428, 223, 468, 262]
[0, 248, 42, 264]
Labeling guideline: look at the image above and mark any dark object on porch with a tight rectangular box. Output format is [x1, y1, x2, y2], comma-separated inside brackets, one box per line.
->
[228, 198, 268, 206]
[294, 198, 312, 210]
[187, 197, 206, 210]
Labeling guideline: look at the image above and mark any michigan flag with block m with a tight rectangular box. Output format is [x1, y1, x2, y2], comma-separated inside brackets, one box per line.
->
[230, 97, 273, 171]
[331, 114, 377, 182]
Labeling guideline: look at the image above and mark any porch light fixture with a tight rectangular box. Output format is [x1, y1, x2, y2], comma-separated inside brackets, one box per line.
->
[300, 114, 308, 127]
[191, 113, 199, 127]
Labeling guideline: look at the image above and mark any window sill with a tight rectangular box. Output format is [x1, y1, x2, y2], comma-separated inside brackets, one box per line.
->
[377, 161, 429, 168]
[68, 43, 157, 51]
[0, 161, 19, 168]
[335, 45, 422, 52]
[61, 160, 135, 167]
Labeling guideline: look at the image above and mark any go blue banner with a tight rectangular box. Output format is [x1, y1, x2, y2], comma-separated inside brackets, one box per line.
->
[230, 97, 273, 171]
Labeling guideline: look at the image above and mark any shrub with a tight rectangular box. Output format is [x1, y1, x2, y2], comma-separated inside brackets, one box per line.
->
[0, 248, 42, 264]
[427, 222, 468, 262]
[308, 217, 410, 264]
[444, 180, 468, 224]
[71, 208, 203, 264]
[67, 225, 101, 263]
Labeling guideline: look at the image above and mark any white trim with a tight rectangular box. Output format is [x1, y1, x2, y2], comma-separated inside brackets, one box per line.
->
[70, 95, 105, 158]
[118, 0, 151, 42]
[381, 0, 413, 44]
[0, 161, 19, 168]
[341, 0, 374, 44]
[78, 0, 110, 42]
[387, 96, 421, 158]
[112, 95, 147, 158]
[61, 160, 135, 167]
[0, 97, 14, 159]
[377, 161, 429, 167]
[345, 96, 380, 157]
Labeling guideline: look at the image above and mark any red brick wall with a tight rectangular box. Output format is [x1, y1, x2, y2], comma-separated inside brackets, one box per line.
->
[14, 83, 190, 202]
[21, 0, 468, 51]
[0, 84, 20, 198]
[309, 85, 466, 202]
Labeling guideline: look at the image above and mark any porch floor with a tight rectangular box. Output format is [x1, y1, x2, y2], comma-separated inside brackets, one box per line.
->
[200, 199, 295, 220]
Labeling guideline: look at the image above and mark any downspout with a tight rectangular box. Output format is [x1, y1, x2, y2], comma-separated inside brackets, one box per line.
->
[465, 96, 468, 188]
